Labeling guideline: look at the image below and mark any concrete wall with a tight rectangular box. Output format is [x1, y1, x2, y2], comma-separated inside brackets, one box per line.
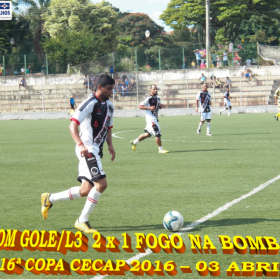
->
[0, 65, 279, 86]
[0, 105, 277, 121]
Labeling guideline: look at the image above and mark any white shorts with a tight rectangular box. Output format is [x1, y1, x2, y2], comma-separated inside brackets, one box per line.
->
[200, 112, 212, 121]
[75, 146, 106, 186]
[224, 100, 231, 108]
[144, 121, 162, 137]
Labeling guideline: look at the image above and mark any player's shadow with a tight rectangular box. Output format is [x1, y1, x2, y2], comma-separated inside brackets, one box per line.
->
[180, 218, 280, 232]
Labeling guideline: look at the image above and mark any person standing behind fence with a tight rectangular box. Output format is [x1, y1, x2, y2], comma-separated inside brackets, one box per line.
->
[194, 49, 202, 68]
[211, 52, 217, 67]
[41, 65, 46, 74]
[223, 50, 228, 67]
[110, 66, 115, 78]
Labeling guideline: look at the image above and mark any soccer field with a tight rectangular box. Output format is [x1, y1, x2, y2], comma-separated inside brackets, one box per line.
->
[1, 113, 280, 279]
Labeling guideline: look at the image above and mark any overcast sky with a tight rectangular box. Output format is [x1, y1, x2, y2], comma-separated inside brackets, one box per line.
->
[99, 0, 172, 32]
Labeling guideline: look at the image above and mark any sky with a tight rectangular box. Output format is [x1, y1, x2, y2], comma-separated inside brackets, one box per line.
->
[100, 0, 172, 32]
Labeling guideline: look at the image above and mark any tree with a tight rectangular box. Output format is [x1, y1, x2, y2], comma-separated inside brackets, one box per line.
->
[42, 0, 120, 58]
[42, 30, 98, 66]
[118, 13, 168, 50]
[15, 0, 50, 58]
[160, 0, 280, 45]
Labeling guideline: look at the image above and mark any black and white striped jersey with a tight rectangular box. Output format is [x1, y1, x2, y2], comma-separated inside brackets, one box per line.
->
[71, 93, 114, 157]
[140, 95, 161, 123]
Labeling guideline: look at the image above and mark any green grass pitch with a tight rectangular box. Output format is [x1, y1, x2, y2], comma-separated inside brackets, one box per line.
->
[1, 113, 280, 279]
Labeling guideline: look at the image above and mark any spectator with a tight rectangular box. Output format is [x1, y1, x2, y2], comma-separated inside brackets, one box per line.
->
[19, 77, 27, 90]
[193, 49, 202, 68]
[241, 66, 252, 81]
[125, 78, 130, 91]
[5, 67, 10, 76]
[83, 74, 88, 91]
[223, 50, 228, 67]
[130, 77, 136, 91]
[20, 66, 25, 75]
[183, 57, 187, 69]
[223, 76, 232, 91]
[199, 73, 207, 85]
[191, 61, 196, 68]
[69, 95, 76, 110]
[25, 67, 30, 74]
[209, 75, 215, 87]
[110, 66, 115, 78]
[211, 52, 217, 67]
[28, 65, 33, 74]
[215, 77, 222, 89]
[0, 64, 3, 76]
[41, 65, 46, 74]
[122, 83, 128, 96]
[245, 58, 252, 66]
[252, 58, 257, 65]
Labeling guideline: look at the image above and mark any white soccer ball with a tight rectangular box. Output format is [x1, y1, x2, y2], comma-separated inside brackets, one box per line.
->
[163, 211, 184, 232]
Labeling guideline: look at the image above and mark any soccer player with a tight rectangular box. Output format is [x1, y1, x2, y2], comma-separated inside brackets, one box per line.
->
[219, 88, 232, 116]
[274, 84, 280, 121]
[41, 74, 115, 233]
[130, 85, 169, 153]
[196, 83, 212, 136]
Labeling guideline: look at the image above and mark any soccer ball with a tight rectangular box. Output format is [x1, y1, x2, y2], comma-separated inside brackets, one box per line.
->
[163, 211, 184, 232]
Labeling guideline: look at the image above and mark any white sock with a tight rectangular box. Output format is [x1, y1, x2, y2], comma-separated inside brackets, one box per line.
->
[198, 122, 203, 130]
[207, 123, 211, 134]
[228, 109, 231, 115]
[79, 189, 102, 223]
[133, 139, 139, 145]
[159, 146, 163, 151]
[220, 108, 226, 112]
[49, 187, 81, 203]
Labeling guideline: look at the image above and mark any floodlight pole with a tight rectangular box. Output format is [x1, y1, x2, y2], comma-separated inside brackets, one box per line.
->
[206, 0, 211, 69]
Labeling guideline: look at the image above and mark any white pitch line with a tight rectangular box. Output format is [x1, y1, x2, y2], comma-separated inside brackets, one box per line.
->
[93, 174, 280, 279]
[112, 130, 280, 143]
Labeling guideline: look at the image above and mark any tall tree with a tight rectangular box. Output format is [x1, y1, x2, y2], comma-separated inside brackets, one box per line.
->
[42, 0, 120, 57]
[118, 13, 168, 50]
[160, 0, 280, 45]
[16, 0, 50, 57]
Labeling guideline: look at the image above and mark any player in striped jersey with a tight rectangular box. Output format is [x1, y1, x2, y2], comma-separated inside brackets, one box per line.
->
[196, 83, 212, 136]
[274, 85, 280, 121]
[219, 88, 232, 116]
[41, 75, 115, 233]
[130, 85, 169, 153]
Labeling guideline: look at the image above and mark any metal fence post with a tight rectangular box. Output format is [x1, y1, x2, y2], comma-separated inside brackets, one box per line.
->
[136, 71, 139, 109]
[161, 71, 164, 102]
[159, 49, 161, 70]
[24, 55, 26, 75]
[135, 50, 138, 72]
[46, 54, 49, 75]
[182, 47, 185, 69]
[3, 56, 5, 77]
[64, 77, 67, 111]
[186, 69, 189, 108]
[266, 67, 268, 104]
[18, 90, 21, 113]
[240, 69, 242, 106]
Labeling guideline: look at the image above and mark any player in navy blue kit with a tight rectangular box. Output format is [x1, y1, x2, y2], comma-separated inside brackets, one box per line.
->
[130, 84, 169, 153]
[196, 83, 212, 136]
[41, 74, 115, 233]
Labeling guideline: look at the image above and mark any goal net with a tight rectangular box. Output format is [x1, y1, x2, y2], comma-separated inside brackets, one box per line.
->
[258, 43, 280, 65]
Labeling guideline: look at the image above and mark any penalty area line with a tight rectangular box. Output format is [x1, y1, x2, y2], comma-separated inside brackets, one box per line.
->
[93, 174, 280, 279]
